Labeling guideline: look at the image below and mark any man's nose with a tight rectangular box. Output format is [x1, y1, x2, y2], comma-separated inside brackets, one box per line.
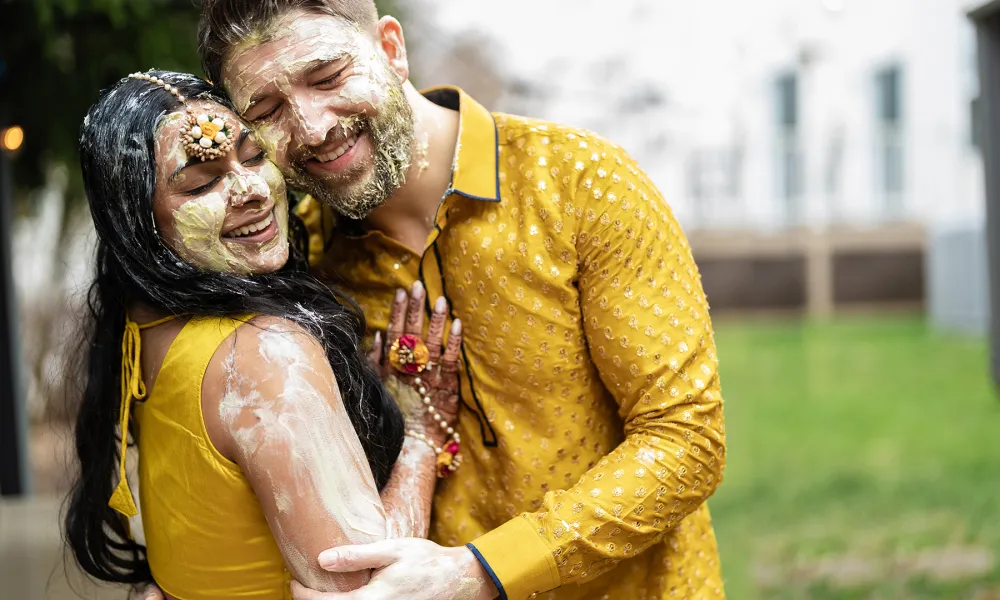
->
[290, 96, 339, 148]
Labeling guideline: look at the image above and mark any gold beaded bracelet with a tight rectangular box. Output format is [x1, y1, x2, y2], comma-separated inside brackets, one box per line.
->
[405, 376, 462, 478]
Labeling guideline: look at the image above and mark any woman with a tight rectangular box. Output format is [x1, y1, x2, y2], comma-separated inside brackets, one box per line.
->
[65, 70, 461, 599]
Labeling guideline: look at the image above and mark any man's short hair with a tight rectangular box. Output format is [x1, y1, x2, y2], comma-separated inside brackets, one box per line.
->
[198, 0, 379, 88]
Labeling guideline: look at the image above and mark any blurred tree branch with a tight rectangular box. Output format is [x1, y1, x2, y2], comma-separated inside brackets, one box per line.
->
[0, 0, 400, 194]
[2, 0, 203, 192]
[1, 0, 401, 428]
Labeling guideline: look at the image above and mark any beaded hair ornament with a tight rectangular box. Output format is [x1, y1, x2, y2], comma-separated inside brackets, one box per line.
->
[128, 72, 235, 161]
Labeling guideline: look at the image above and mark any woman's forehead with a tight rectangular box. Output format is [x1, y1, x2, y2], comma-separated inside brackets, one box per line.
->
[160, 100, 238, 130]
[154, 101, 244, 175]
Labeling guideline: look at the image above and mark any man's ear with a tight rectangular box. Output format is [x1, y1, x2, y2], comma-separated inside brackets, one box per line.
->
[376, 16, 409, 82]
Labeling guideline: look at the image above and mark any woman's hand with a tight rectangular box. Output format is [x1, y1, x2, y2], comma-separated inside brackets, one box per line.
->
[369, 281, 462, 447]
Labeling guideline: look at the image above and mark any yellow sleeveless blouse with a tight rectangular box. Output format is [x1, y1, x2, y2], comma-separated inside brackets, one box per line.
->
[119, 315, 292, 599]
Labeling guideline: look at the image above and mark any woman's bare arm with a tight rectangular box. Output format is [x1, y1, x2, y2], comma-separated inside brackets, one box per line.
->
[203, 316, 387, 592]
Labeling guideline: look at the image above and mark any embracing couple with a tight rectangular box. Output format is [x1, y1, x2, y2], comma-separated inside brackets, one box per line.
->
[64, 1, 728, 599]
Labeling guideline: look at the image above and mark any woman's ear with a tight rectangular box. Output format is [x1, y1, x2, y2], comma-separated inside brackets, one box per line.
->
[376, 16, 409, 83]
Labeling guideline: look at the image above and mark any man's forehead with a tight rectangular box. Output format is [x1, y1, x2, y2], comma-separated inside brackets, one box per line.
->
[223, 11, 368, 104]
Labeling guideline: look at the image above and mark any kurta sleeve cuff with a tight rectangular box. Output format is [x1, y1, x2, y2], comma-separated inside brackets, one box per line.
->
[469, 516, 561, 600]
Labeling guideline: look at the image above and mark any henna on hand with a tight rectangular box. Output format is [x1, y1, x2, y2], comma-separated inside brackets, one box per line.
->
[378, 283, 463, 445]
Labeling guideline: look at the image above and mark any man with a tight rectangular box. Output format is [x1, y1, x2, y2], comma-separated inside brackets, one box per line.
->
[195, 1, 727, 598]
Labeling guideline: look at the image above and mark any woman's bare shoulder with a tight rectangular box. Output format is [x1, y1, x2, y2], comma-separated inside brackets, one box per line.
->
[200, 314, 337, 462]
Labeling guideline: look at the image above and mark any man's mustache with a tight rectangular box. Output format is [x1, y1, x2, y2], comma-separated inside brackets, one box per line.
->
[295, 115, 369, 163]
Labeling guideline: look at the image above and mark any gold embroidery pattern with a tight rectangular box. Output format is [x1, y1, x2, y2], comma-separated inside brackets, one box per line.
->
[302, 101, 726, 600]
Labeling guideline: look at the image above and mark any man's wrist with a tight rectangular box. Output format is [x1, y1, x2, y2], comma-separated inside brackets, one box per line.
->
[456, 545, 500, 600]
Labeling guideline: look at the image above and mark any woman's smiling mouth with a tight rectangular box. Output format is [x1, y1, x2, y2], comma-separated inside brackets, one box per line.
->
[223, 210, 277, 243]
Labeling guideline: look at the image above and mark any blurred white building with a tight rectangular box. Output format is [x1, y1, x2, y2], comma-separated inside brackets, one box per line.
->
[676, 0, 983, 233]
[406, 0, 985, 316]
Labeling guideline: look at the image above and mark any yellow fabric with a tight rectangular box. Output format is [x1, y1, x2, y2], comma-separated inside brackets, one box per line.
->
[469, 517, 559, 598]
[134, 315, 293, 600]
[299, 88, 727, 599]
[295, 193, 332, 267]
[109, 314, 177, 520]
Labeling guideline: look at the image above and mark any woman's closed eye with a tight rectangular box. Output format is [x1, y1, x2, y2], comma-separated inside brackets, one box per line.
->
[242, 150, 266, 167]
[182, 177, 221, 196]
[238, 132, 266, 166]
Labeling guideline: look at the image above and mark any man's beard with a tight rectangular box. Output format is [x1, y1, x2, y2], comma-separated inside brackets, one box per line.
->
[284, 83, 415, 221]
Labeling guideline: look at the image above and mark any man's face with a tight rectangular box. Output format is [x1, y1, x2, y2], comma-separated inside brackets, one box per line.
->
[222, 9, 413, 220]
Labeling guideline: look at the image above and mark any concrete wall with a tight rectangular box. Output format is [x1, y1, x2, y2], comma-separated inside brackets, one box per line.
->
[927, 224, 990, 334]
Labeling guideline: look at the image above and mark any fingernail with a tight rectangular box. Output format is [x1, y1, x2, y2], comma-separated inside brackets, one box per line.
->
[411, 280, 424, 295]
[435, 296, 447, 313]
[318, 550, 339, 568]
[395, 288, 406, 302]
[373, 331, 381, 344]
[451, 319, 462, 334]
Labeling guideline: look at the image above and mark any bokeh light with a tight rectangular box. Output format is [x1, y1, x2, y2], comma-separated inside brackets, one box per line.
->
[1, 126, 24, 152]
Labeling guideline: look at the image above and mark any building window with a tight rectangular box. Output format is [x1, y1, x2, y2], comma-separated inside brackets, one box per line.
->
[774, 71, 801, 226]
[824, 126, 845, 222]
[874, 64, 904, 218]
[971, 95, 982, 149]
[686, 145, 744, 229]
[963, 20, 980, 150]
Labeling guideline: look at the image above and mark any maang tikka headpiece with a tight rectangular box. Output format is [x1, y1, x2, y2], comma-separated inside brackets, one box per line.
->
[128, 71, 235, 161]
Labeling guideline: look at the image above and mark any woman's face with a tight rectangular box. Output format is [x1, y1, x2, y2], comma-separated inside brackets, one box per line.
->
[153, 100, 290, 275]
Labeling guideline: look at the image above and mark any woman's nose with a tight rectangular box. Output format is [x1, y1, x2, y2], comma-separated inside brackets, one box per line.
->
[227, 171, 269, 208]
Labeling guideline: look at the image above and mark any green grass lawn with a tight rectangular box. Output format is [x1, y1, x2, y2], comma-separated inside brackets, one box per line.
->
[709, 315, 1000, 600]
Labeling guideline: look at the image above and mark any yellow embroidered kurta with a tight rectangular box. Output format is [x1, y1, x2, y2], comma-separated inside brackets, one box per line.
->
[299, 88, 726, 600]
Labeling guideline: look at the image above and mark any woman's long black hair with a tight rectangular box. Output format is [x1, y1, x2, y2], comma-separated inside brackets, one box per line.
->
[64, 71, 404, 586]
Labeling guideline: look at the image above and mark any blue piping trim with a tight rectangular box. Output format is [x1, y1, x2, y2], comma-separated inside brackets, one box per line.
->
[466, 543, 507, 600]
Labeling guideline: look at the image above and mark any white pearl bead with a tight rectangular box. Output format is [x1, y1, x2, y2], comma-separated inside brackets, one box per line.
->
[433, 414, 441, 422]
[191, 126, 203, 139]
[214, 131, 227, 144]
[447, 427, 454, 434]
[212, 118, 225, 128]
[427, 406, 435, 413]
[414, 378, 422, 385]
[196, 114, 210, 125]
[423, 398, 431, 405]
[199, 137, 213, 148]
[418, 387, 426, 395]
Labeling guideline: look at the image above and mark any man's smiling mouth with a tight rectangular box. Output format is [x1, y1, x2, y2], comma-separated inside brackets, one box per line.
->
[313, 133, 360, 163]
